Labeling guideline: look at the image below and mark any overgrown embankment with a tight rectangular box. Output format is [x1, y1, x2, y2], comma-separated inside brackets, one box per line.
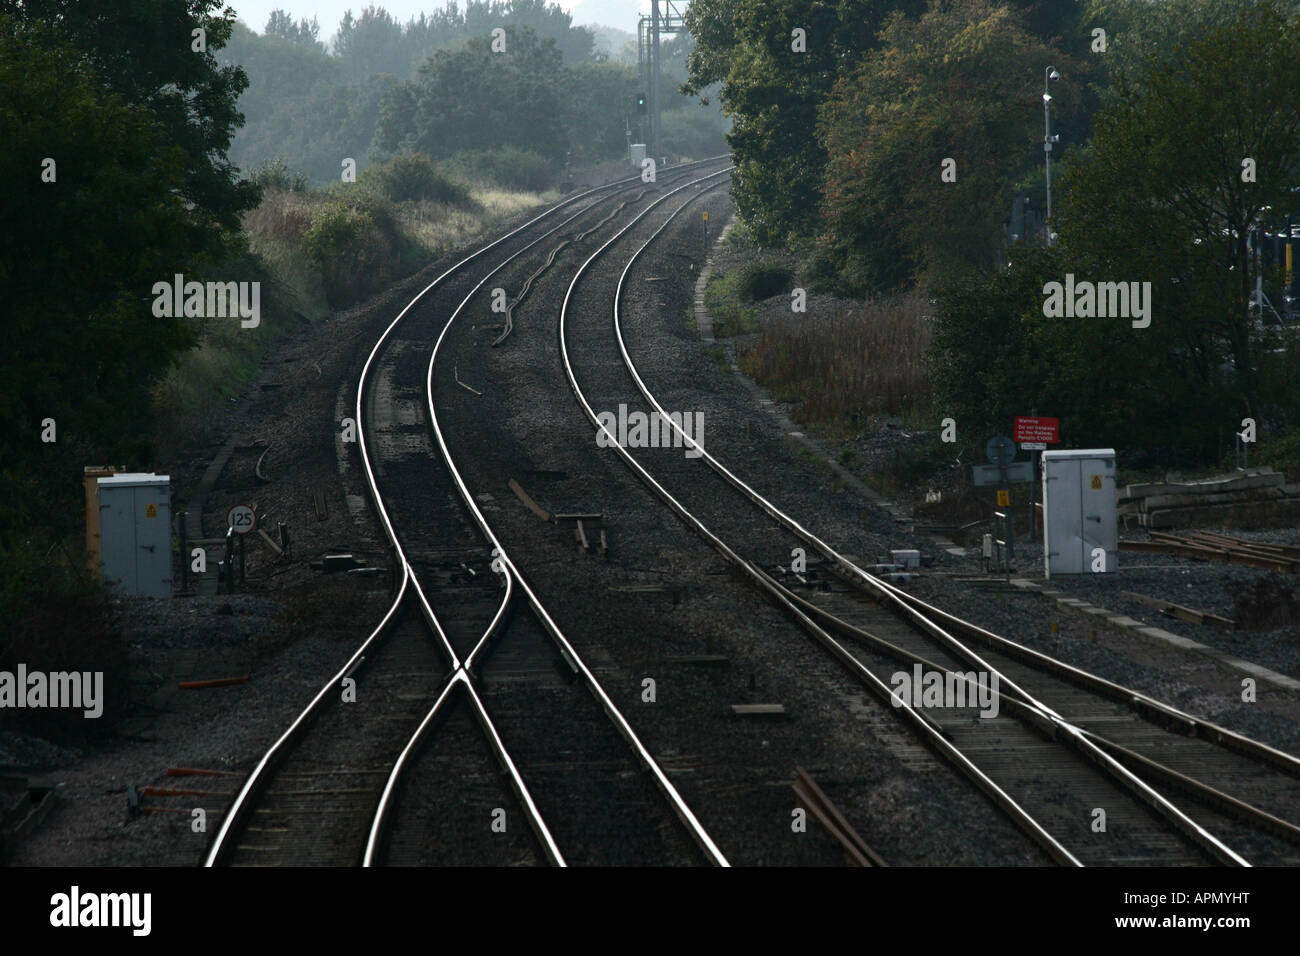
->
[2, 152, 553, 749]
[155, 152, 555, 442]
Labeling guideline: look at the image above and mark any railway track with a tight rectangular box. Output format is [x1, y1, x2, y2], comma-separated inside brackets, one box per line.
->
[206, 149, 1300, 867]
[552, 165, 1300, 865]
[204, 158, 734, 867]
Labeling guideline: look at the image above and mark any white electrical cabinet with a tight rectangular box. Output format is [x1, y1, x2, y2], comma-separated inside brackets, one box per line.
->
[630, 143, 647, 167]
[97, 474, 172, 598]
[1042, 449, 1117, 577]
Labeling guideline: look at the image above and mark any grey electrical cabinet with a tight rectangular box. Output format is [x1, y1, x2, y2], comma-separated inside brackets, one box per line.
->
[97, 474, 172, 598]
[1042, 449, 1117, 577]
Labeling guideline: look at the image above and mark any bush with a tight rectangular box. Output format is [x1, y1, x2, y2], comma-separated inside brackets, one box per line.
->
[447, 147, 556, 192]
[249, 158, 309, 193]
[735, 261, 794, 302]
[303, 202, 376, 263]
[361, 151, 471, 205]
[1257, 426, 1300, 481]
[702, 269, 758, 336]
[302, 198, 406, 308]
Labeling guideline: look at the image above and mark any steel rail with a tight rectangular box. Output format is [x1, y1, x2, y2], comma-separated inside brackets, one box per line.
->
[557, 170, 1084, 866]
[361, 162, 730, 866]
[874, 582, 1300, 778]
[423, 167, 734, 866]
[603, 186, 1253, 866]
[783, 582, 1300, 848]
[204, 159, 725, 867]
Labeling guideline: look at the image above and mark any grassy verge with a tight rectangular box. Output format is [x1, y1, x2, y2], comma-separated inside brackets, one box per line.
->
[702, 268, 759, 337]
[156, 153, 554, 431]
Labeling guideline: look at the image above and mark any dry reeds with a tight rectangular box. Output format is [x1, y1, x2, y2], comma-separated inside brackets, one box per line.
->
[739, 291, 934, 428]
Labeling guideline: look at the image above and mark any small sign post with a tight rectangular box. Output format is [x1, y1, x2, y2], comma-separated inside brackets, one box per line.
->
[1014, 415, 1060, 540]
[228, 505, 255, 587]
[974, 436, 1032, 573]
[227, 505, 255, 535]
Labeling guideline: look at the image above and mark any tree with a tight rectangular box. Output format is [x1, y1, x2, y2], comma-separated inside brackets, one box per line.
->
[819, 0, 1073, 293]
[929, 1, 1300, 461]
[3, 0, 259, 247]
[265, 9, 322, 49]
[1057, 0, 1300, 422]
[336, 5, 409, 80]
[683, 0, 927, 245]
[0, 18, 199, 541]
[376, 28, 569, 162]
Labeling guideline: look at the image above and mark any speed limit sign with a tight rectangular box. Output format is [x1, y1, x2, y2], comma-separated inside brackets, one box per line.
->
[227, 504, 256, 535]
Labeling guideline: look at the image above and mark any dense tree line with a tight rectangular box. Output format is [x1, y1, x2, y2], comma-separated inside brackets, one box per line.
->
[684, 0, 1088, 249]
[688, 0, 1300, 461]
[933, 0, 1300, 460]
[222, 3, 726, 184]
[0, 0, 257, 622]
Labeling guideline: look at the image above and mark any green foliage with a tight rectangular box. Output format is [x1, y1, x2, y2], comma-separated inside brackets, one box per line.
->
[819, 0, 1079, 295]
[303, 201, 378, 307]
[219, 21, 394, 185]
[659, 108, 730, 159]
[265, 9, 322, 48]
[1057, 0, 1300, 421]
[684, 0, 1094, 252]
[335, 0, 594, 82]
[561, 60, 640, 162]
[446, 147, 556, 192]
[250, 158, 310, 192]
[929, 245, 1235, 463]
[220, 4, 723, 185]
[1256, 426, 1300, 482]
[220, 2, 595, 183]
[0, 5, 259, 647]
[684, 0, 928, 245]
[378, 28, 569, 162]
[6, 0, 260, 241]
[735, 262, 794, 301]
[0, 17, 196, 511]
[915, 2, 1300, 467]
[300, 191, 428, 309]
[1079, 0, 1300, 96]
[703, 269, 759, 336]
[361, 151, 471, 205]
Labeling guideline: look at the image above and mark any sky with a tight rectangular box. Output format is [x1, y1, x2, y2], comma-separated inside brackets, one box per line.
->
[221, 0, 635, 40]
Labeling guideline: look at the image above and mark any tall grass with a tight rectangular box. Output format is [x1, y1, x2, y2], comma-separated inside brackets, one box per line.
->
[739, 291, 934, 431]
[158, 176, 554, 431]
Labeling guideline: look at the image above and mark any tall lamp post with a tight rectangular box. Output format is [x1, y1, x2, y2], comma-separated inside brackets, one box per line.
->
[1043, 66, 1060, 245]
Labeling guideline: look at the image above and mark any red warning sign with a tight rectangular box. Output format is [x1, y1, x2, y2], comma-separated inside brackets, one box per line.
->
[1013, 416, 1059, 444]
